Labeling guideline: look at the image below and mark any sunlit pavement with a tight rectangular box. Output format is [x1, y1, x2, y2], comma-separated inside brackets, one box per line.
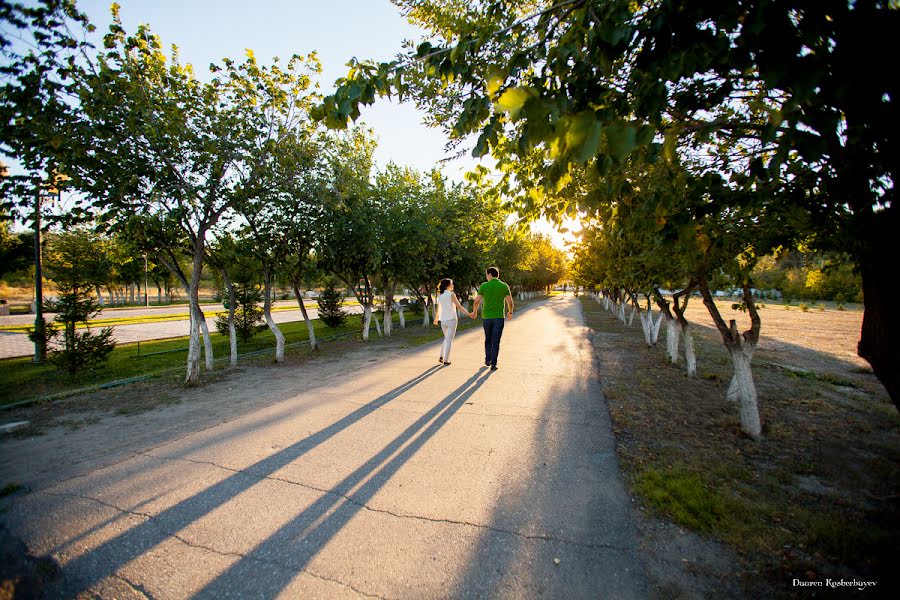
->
[2, 296, 646, 598]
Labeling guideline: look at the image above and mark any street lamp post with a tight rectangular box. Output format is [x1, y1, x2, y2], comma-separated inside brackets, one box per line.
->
[144, 253, 149, 306]
[32, 186, 46, 363]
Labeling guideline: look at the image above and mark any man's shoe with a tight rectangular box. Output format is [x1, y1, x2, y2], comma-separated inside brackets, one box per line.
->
[443, 361, 451, 366]
[484, 360, 490, 367]
[490, 365, 498, 371]
[439, 357, 444, 363]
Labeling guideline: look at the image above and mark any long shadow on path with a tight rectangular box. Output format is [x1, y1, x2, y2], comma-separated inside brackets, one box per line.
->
[55, 364, 444, 596]
[194, 370, 494, 599]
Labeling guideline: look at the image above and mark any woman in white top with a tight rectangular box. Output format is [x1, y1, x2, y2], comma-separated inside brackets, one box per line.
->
[432, 278, 472, 366]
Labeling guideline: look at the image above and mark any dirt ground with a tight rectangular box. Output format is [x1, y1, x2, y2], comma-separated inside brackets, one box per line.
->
[582, 296, 899, 599]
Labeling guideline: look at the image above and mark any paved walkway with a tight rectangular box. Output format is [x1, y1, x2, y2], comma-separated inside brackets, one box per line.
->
[0, 301, 364, 359]
[1, 296, 646, 598]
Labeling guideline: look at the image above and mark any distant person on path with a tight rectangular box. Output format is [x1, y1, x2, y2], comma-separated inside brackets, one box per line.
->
[470, 267, 513, 371]
[433, 278, 472, 366]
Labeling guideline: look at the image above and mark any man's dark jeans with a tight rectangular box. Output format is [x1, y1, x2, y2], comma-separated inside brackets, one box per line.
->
[483, 317, 505, 367]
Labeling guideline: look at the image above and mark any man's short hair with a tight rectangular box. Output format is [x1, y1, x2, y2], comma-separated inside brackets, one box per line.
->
[486, 267, 500, 278]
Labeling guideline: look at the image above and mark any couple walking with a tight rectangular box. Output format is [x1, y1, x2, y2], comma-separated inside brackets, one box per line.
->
[432, 267, 514, 370]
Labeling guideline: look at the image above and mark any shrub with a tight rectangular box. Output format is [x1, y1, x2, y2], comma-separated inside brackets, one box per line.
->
[799, 303, 809, 312]
[215, 283, 264, 343]
[317, 280, 347, 328]
[46, 287, 116, 375]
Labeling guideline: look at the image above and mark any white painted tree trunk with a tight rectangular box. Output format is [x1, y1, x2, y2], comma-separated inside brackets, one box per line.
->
[374, 312, 382, 337]
[129, 284, 135, 303]
[618, 301, 626, 323]
[666, 318, 681, 364]
[422, 296, 431, 327]
[362, 304, 372, 341]
[683, 324, 697, 377]
[639, 311, 653, 346]
[292, 287, 317, 351]
[185, 297, 203, 385]
[729, 343, 761, 438]
[628, 304, 636, 326]
[604, 296, 610, 311]
[95, 285, 105, 307]
[263, 281, 285, 362]
[398, 306, 406, 328]
[198, 312, 214, 372]
[228, 320, 237, 367]
[651, 311, 663, 345]
[726, 344, 756, 402]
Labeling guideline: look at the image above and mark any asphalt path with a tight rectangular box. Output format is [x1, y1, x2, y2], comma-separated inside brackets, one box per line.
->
[2, 296, 647, 598]
[0, 300, 365, 359]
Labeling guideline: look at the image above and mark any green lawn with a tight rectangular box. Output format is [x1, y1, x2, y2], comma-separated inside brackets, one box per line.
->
[0, 315, 372, 406]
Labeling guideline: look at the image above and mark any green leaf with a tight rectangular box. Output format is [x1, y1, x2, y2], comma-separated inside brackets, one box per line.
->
[485, 68, 506, 99]
[565, 111, 602, 163]
[495, 86, 536, 120]
[605, 122, 637, 162]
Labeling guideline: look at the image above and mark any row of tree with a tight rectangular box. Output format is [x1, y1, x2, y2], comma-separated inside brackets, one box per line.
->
[311, 0, 898, 428]
[1, 1, 565, 382]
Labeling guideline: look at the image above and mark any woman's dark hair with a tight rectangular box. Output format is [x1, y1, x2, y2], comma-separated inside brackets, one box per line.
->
[486, 267, 500, 278]
[439, 278, 453, 294]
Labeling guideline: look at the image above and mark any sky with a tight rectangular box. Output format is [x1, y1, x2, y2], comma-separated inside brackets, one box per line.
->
[8, 0, 579, 248]
[73, 0, 475, 179]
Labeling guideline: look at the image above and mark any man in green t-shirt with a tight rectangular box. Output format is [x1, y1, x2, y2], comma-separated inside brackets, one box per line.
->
[470, 267, 514, 371]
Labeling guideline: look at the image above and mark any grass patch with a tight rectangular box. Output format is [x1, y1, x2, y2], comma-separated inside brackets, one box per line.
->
[0, 315, 365, 406]
[634, 466, 726, 533]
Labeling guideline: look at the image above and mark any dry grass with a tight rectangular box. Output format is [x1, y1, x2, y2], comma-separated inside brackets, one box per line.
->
[582, 297, 900, 598]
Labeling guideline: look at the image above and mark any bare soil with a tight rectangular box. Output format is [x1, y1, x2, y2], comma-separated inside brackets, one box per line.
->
[582, 296, 900, 599]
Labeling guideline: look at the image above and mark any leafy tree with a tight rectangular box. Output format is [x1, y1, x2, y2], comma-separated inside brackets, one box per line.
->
[69, 9, 321, 384]
[319, 0, 900, 409]
[317, 127, 381, 339]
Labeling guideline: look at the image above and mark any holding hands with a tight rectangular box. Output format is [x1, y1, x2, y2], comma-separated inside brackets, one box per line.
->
[468, 311, 477, 319]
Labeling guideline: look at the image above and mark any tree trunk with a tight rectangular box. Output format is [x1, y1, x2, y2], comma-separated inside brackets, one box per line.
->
[422, 293, 431, 327]
[858, 251, 900, 408]
[156, 284, 162, 305]
[700, 279, 763, 439]
[683, 324, 697, 377]
[129, 283, 135, 304]
[667, 318, 681, 364]
[263, 272, 285, 362]
[628, 303, 636, 326]
[185, 290, 203, 386]
[398, 305, 406, 328]
[292, 282, 317, 351]
[197, 307, 214, 372]
[651, 311, 663, 345]
[639, 310, 653, 346]
[374, 311, 382, 337]
[671, 284, 698, 375]
[222, 268, 237, 367]
[95, 285, 105, 307]
[729, 343, 761, 438]
[383, 281, 394, 337]
[362, 304, 372, 341]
